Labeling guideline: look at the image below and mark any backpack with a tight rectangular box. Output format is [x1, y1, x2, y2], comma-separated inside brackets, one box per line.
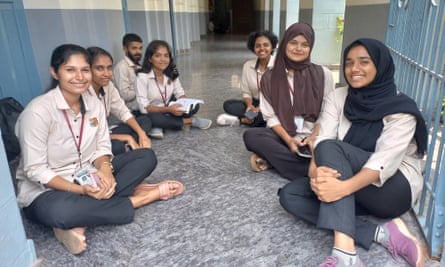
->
[0, 97, 24, 161]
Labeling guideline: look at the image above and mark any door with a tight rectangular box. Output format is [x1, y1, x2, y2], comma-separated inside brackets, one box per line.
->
[0, 0, 39, 105]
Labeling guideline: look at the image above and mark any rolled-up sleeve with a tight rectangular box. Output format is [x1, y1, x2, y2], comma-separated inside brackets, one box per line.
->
[365, 113, 416, 186]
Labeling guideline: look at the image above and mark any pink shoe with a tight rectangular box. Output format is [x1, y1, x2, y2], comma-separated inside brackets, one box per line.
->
[381, 218, 424, 267]
[319, 255, 364, 267]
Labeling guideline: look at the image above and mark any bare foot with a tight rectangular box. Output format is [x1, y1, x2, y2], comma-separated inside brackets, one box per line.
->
[53, 227, 87, 254]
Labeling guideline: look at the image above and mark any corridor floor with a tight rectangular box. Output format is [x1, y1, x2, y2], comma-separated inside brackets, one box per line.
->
[24, 34, 440, 267]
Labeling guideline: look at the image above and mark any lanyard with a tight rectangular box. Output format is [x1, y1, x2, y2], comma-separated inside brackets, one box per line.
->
[63, 110, 85, 166]
[155, 77, 168, 106]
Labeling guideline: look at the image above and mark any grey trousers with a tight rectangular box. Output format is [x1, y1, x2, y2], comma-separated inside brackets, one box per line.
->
[279, 140, 412, 249]
[243, 127, 310, 180]
[23, 148, 157, 229]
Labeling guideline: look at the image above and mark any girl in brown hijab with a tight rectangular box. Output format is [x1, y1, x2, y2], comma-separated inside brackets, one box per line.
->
[243, 22, 335, 180]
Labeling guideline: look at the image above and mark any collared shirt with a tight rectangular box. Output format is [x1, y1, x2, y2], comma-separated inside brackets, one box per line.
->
[315, 86, 423, 205]
[88, 81, 133, 124]
[15, 87, 112, 207]
[135, 70, 185, 113]
[240, 56, 275, 100]
[260, 66, 335, 140]
[113, 56, 140, 111]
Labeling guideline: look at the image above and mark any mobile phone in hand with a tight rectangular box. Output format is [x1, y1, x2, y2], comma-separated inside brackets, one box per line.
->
[244, 109, 258, 120]
[296, 144, 312, 158]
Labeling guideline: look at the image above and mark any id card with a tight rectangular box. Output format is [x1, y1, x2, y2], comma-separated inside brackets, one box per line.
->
[294, 116, 304, 132]
[74, 164, 99, 187]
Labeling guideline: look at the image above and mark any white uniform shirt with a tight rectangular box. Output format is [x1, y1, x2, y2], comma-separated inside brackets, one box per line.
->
[15, 87, 112, 208]
[315, 86, 423, 205]
[260, 66, 335, 140]
[113, 56, 140, 111]
[135, 70, 185, 113]
[240, 56, 275, 100]
[88, 81, 133, 124]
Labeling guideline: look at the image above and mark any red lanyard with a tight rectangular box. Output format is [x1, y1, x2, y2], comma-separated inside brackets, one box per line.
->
[155, 78, 168, 106]
[63, 110, 85, 166]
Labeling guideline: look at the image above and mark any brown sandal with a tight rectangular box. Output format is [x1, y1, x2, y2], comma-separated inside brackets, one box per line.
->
[250, 154, 271, 172]
[135, 180, 184, 200]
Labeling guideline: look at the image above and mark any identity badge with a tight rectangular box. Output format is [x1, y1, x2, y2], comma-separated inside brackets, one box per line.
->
[294, 116, 304, 132]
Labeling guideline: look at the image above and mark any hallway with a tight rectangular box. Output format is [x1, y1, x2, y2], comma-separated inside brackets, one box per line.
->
[24, 35, 439, 267]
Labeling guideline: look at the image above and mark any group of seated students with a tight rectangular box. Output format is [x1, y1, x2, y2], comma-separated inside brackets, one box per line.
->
[14, 22, 426, 267]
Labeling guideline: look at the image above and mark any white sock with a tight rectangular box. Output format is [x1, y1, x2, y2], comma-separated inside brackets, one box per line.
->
[332, 247, 357, 266]
[374, 225, 388, 244]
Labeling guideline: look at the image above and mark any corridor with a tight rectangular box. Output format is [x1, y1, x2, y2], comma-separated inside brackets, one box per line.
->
[23, 34, 439, 267]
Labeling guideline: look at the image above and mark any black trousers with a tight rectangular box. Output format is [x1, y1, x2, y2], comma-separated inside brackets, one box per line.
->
[279, 140, 412, 249]
[243, 127, 310, 180]
[23, 148, 157, 229]
[223, 98, 265, 127]
[110, 115, 152, 155]
[146, 103, 200, 130]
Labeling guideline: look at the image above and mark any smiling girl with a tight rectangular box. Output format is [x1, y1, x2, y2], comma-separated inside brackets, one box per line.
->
[135, 40, 212, 139]
[243, 23, 334, 180]
[217, 31, 278, 127]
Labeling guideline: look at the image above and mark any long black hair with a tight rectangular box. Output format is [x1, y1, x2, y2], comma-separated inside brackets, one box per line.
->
[49, 44, 90, 90]
[138, 40, 179, 81]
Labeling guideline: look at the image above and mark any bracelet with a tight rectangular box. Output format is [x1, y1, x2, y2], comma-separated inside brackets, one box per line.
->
[101, 161, 114, 173]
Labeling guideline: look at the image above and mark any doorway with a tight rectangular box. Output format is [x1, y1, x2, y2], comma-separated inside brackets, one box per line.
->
[0, 0, 39, 105]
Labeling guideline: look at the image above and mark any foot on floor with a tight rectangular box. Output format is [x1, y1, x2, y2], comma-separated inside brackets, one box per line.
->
[379, 218, 425, 267]
[249, 153, 271, 172]
[53, 227, 87, 255]
[135, 180, 184, 200]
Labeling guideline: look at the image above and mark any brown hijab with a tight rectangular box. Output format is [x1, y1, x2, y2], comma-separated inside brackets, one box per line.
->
[262, 22, 324, 136]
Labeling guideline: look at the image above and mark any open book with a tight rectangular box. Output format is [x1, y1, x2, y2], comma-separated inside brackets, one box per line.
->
[168, 98, 204, 114]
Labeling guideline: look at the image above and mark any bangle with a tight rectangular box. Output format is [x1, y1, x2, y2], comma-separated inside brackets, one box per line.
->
[101, 161, 114, 173]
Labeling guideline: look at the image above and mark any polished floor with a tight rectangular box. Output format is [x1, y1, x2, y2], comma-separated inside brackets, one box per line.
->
[24, 34, 440, 267]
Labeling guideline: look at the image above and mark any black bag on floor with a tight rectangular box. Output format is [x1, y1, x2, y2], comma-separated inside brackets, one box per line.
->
[0, 97, 24, 161]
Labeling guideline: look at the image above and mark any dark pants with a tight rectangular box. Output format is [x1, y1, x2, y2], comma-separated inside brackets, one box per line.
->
[23, 148, 157, 229]
[243, 127, 310, 180]
[147, 103, 200, 130]
[279, 140, 412, 249]
[223, 98, 265, 127]
[110, 115, 152, 155]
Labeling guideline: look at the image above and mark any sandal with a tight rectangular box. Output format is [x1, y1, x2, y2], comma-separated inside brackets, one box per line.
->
[250, 153, 271, 172]
[135, 180, 184, 200]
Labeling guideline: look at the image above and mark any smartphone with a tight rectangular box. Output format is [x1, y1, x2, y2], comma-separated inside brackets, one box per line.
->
[244, 109, 258, 120]
[296, 145, 312, 158]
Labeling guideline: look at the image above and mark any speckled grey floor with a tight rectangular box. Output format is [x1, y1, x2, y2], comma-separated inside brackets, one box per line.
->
[23, 35, 441, 267]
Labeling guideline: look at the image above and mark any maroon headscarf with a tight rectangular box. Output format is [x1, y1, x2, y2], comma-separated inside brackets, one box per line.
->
[262, 22, 324, 136]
